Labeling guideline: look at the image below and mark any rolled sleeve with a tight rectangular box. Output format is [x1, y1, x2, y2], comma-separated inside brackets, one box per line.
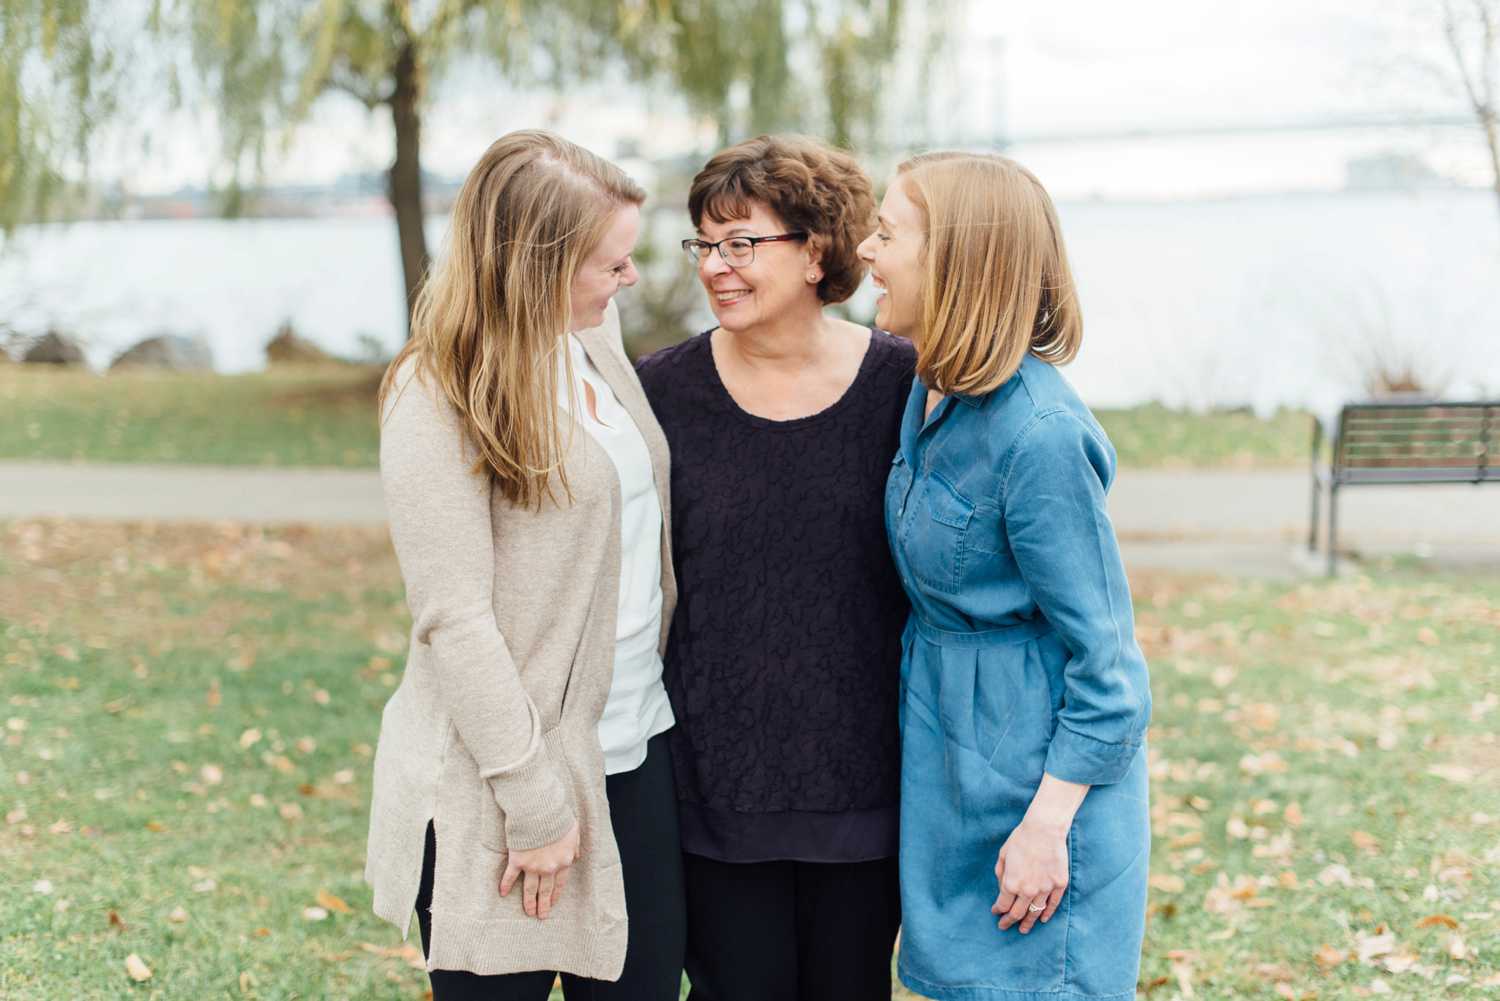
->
[1002, 410, 1151, 787]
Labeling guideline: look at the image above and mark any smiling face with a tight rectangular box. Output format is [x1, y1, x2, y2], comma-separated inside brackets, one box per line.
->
[568, 202, 641, 332]
[695, 200, 821, 334]
[857, 176, 926, 341]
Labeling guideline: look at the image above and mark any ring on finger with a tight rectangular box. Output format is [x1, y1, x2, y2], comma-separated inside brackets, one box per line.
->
[1027, 901, 1046, 913]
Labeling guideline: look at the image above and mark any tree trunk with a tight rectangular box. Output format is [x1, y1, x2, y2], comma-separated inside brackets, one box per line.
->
[388, 38, 428, 335]
[1484, 112, 1500, 223]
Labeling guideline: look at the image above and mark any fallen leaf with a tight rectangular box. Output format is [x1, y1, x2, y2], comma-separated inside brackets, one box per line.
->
[32, 879, 52, 895]
[315, 889, 352, 914]
[239, 971, 255, 993]
[1315, 944, 1346, 968]
[200, 764, 223, 785]
[125, 954, 153, 982]
[1150, 873, 1186, 893]
[1447, 934, 1468, 961]
[1428, 764, 1474, 784]
[1417, 914, 1459, 930]
[206, 680, 221, 708]
[302, 906, 329, 922]
[107, 909, 125, 930]
[1357, 930, 1397, 963]
[238, 728, 262, 749]
[279, 802, 303, 821]
[1351, 830, 1381, 853]
[167, 906, 188, 924]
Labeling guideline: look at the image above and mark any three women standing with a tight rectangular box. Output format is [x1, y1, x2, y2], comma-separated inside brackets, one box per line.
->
[365, 128, 1150, 1001]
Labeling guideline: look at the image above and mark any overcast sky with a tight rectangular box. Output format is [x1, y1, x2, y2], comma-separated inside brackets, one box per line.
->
[105, 0, 1485, 199]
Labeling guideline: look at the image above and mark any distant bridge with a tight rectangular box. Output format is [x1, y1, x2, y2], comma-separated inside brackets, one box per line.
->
[953, 114, 1478, 150]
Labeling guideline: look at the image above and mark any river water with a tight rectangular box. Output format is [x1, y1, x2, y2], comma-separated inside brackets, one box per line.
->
[3, 188, 1497, 414]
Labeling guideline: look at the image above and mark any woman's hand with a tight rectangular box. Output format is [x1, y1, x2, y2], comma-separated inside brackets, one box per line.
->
[992, 818, 1069, 933]
[500, 820, 581, 920]
[992, 772, 1089, 934]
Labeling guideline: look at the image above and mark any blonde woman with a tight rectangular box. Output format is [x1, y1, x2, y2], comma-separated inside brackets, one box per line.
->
[856, 153, 1151, 1001]
[366, 131, 685, 1001]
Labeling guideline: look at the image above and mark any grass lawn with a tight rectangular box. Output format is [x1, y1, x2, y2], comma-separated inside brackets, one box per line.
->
[2, 520, 1496, 1000]
[0, 366, 382, 468]
[0, 365, 1312, 470]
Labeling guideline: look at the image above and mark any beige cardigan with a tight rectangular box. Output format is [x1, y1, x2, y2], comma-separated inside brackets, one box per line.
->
[364, 302, 675, 978]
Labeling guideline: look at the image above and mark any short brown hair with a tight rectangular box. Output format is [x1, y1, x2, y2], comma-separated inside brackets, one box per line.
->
[897, 152, 1082, 396]
[688, 135, 874, 305]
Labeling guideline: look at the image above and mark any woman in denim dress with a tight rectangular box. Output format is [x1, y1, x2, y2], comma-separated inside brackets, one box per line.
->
[855, 152, 1152, 1001]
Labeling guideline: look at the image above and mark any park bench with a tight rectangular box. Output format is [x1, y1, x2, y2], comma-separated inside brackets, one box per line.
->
[1308, 399, 1498, 574]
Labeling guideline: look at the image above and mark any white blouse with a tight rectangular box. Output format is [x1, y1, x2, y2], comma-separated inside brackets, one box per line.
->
[556, 334, 675, 775]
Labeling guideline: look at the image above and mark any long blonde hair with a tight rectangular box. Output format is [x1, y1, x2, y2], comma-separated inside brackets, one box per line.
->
[380, 130, 645, 508]
[897, 152, 1081, 396]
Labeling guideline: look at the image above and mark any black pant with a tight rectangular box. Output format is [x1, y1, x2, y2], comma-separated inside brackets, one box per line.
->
[682, 853, 901, 1001]
[417, 733, 686, 1001]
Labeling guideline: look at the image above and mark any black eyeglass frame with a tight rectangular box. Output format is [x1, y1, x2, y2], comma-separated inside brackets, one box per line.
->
[681, 231, 808, 266]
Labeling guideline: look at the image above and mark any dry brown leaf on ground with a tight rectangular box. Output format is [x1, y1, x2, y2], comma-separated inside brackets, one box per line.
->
[124, 954, 153, 982]
[1416, 914, 1459, 929]
[315, 889, 352, 914]
[1315, 944, 1346, 968]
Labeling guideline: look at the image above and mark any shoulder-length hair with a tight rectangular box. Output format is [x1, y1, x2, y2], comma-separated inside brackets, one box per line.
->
[379, 130, 645, 508]
[897, 152, 1081, 395]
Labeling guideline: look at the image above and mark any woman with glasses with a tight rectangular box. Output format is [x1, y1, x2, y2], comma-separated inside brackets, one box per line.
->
[634, 134, 914, 1001]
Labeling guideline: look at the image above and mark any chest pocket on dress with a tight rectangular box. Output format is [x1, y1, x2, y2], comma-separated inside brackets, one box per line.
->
[906, 470, 975, 594]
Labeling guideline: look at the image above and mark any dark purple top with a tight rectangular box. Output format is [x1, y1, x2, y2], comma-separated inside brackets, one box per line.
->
[635, 328, 915, 863]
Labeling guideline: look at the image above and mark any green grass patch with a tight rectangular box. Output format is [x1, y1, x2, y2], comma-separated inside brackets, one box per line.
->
[0, 366, 381, 468]
[3, 521, 1496, 999]
[1096, 402, 1311, 469]
[0, 365, 1312, 470]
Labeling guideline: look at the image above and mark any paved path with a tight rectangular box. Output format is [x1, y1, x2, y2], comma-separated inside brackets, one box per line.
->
[2, 461, 1496, 575]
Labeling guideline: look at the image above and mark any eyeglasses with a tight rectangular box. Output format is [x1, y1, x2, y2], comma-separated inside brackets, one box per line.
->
[681, 232, 807, 267]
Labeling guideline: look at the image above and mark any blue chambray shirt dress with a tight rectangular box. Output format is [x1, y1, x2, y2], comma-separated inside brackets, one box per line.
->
[886, 355, 1152, 1001]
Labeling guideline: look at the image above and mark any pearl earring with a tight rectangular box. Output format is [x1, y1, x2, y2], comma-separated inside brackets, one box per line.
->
[807, 273, 818, 283]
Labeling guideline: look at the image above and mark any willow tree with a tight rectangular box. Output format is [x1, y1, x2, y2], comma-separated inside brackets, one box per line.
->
[627, 0, 918, 150]
[0, 0, 117, 232]
[150, 0, 663, 325]
[11, 0, 943, 328]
